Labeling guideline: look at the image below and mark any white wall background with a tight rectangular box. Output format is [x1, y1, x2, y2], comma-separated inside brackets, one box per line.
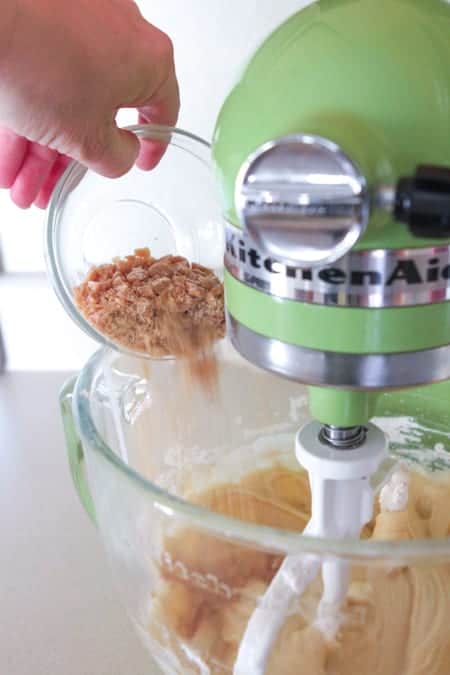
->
[0, 0, 310, 370]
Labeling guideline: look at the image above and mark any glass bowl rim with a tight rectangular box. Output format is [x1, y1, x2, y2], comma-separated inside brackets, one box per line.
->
[72, 346, 450, 563]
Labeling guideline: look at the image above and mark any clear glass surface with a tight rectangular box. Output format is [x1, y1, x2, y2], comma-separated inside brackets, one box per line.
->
[46, 125, 225, 355]
[61, 345, 450, 674]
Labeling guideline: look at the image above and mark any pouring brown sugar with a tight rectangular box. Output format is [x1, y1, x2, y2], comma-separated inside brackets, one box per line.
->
[74, 248, 225, 387]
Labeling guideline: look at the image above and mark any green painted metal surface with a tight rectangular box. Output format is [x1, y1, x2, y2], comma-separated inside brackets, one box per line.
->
[309, 380, 450, 427]
[215, 0, 450, 425]
[309, 387, 378, 426]
[213, 0, 450, 251]
[226, 271, 450, 354]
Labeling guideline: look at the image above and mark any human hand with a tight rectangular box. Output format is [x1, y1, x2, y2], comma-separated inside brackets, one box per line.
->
[0, 0, 179, 209]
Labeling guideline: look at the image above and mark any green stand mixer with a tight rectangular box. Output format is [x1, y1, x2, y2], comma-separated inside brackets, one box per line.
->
[211, 0, 450, 671]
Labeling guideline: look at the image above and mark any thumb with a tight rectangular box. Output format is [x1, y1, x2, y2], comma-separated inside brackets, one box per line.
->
[82, 124, 140, 178]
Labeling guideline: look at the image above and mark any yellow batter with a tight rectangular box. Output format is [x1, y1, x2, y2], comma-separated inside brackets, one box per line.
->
[151, 466, 450, 674]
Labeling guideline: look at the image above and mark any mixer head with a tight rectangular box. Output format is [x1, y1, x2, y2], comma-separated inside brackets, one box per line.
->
[212, 0, 450, 428]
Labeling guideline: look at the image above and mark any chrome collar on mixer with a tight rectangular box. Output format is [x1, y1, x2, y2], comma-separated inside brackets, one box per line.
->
[319, 424, 367, 450]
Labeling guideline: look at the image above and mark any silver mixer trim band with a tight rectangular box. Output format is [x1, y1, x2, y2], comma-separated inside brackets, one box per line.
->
[227, 314, 450, 389]
[225, 221, 450, 308]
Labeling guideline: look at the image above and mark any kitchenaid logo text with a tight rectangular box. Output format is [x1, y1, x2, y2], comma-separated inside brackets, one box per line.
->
[227, 239, 450, 285]
[224, 223, 450, 307]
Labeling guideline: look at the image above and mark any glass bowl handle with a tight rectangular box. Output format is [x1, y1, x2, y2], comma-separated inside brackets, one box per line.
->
[60, 376, 96, 524]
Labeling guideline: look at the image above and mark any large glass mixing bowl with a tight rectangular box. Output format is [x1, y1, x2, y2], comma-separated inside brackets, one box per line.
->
[61, 344, 450, 675]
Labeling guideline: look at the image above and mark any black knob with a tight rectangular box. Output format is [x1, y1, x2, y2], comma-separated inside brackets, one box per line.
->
[395, 165, 450, 238]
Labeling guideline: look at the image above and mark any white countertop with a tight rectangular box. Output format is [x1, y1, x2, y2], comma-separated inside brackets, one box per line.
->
[0, 372, 161, 675]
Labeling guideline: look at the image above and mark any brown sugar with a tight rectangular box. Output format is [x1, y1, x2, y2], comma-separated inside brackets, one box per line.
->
[73, 248, 225, 388]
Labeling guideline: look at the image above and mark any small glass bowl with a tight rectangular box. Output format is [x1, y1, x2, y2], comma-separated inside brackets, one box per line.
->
[45, 124, 225, 356]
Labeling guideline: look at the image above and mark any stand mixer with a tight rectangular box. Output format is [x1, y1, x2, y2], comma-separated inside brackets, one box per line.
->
[211, 0, 450, 670]
[44, 0, 450, 673]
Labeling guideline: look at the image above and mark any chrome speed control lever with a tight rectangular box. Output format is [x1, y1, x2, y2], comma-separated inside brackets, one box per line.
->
[235, 135, 450, 267]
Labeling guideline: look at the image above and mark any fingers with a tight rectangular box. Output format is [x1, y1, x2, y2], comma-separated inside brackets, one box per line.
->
[136, 72, 180, 170]
[136, 112, 168, 170]
[138, 59, 180, 129]
[34, 154, 71, 209]
[80, 124, 140, 178]
[0, 128, 29, 189]
[10, 143, 58, 208]
[0, 17, 180, 209]
[0, 130, 59, 209]
[136, 31, 180, 171]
